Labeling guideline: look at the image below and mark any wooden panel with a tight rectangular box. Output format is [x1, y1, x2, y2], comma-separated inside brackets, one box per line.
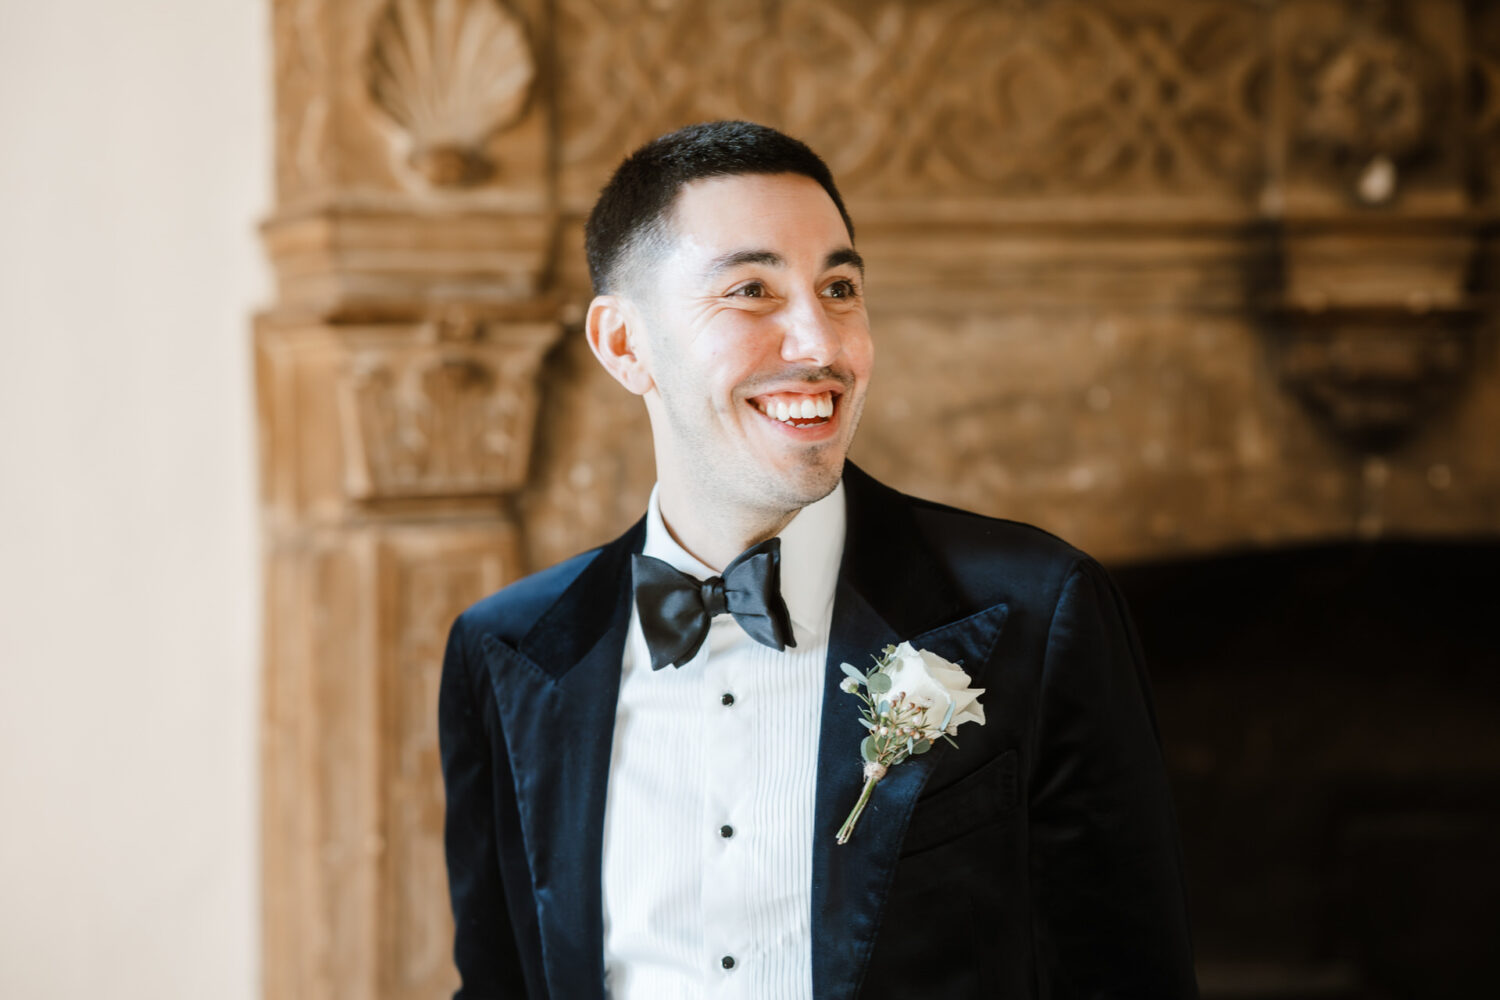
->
[377, 529, 514, 999]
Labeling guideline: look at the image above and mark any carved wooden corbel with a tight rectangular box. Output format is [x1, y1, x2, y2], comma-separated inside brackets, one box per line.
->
[1269, 293, 1479, 451]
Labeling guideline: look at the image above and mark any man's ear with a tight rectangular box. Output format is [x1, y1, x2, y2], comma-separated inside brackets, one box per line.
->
[585, 294, 654, 396]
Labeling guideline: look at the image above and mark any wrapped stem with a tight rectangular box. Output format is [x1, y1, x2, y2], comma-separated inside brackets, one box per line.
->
[836, 763, 886, 845]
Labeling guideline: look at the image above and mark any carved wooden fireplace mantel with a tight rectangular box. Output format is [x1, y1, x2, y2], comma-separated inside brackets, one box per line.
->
[258, 1, 1500, 996]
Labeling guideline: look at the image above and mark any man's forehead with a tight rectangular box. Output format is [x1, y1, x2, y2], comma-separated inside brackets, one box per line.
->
[664, 172, 854, 262]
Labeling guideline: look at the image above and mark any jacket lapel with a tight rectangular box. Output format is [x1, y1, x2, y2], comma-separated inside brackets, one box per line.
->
[811, 465, 1011, 1000]
[479, 517, 644, 1000]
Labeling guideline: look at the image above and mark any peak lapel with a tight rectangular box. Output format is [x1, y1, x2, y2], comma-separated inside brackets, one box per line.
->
[811, 466, 1010, 1000]
[479, 518, 643, 1000]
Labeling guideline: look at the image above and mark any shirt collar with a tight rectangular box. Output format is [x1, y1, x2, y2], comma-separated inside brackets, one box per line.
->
[641, 479, 847, 642]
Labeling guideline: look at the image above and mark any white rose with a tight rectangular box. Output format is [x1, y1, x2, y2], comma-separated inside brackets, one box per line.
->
[879, 641, 986, 737]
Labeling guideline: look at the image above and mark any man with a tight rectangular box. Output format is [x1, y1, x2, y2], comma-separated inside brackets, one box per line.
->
[440, 120, 1198, 999]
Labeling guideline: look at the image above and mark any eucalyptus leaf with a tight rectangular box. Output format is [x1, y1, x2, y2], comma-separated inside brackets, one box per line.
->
[859, 717, 876, 730]
[840, 662, 864, 684]
[941, 700, 955, 731]
[867, 672, 892, 695]
[877, 699, 891, 717]
[913, 739, 931, 754]
[860, 735, 877, 762]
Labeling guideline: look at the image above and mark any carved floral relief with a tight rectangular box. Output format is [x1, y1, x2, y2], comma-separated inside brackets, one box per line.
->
[1285, 0, 1449, 205]
[554, 0, 1269, 208]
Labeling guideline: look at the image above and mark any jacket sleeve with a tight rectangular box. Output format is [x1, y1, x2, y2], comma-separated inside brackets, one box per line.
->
[1028, 559, 1199, 998]
[439, 613, 530, 998]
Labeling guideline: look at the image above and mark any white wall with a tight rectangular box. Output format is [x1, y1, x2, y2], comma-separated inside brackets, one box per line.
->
[0, 3, 268, 997]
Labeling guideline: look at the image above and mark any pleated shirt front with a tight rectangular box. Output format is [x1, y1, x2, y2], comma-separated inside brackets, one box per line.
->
[600, 481, 846, 1000]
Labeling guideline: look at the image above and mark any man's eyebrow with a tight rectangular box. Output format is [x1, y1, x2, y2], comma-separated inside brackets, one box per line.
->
[826, 247, 864, 275]
[704, 249, 783, 278]
[701, 247, 865, 279]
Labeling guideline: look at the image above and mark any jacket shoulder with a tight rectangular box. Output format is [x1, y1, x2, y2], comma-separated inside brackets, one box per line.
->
[453, 544, 608, 648]
[848, 462, 1086, 569]
[907, 491, 1086, 560]
[899, 489, 1095, 608]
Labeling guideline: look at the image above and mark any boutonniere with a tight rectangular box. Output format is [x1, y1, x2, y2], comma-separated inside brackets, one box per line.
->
[836, 642, 986, 845]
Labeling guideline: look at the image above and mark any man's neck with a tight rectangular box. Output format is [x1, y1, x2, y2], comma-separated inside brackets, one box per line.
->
[655, 483, 798, 572]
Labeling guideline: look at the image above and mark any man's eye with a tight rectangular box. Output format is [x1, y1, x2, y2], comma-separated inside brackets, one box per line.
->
[731, 282, 765, 298]
[824, 279, 858, 299]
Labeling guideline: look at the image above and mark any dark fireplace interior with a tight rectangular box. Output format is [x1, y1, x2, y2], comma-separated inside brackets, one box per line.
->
[1113, 542, 1500, 1000]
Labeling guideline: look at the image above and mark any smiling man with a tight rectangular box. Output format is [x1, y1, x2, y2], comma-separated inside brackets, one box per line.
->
[440, 121, 1199, 1000]
[586, 165, 870, 569]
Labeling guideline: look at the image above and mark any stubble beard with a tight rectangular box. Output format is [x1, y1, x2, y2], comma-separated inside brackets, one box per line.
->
[637, 289, 866, 526]
[656, 376, 858, 526]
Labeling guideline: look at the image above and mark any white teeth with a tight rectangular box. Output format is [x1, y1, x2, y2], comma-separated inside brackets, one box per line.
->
[758, 391, 835, 423]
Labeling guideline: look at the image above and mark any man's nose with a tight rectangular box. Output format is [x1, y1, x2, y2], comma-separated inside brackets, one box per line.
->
[778, 293, 842, 366]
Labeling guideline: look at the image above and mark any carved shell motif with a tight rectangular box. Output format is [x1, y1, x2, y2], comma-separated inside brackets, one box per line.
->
[366, 0, 535, 187]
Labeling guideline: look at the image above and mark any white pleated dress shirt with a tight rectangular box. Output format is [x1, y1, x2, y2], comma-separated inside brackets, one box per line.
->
[601, 480, 846, 1000]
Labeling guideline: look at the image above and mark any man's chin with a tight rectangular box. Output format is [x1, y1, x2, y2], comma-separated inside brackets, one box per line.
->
[761, 453, 846, 509]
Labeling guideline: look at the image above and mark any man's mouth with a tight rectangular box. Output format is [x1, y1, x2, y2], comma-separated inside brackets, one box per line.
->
[750, 390, 837, 427]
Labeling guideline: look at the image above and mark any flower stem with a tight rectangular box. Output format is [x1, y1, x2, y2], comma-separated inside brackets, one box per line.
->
[836, 774, 880, 845]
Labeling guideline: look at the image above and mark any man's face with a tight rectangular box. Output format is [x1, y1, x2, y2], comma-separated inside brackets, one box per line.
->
[629, 172, 873, 519]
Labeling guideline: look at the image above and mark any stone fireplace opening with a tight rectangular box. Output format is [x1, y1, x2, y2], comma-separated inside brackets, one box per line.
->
[1115, 541, 1500, 999]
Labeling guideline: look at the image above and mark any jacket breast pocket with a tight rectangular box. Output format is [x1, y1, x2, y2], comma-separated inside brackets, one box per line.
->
[900, 748, 1018, 858]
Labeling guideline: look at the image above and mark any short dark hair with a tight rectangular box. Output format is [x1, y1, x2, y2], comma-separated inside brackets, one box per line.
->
[584, 120, 855, 295]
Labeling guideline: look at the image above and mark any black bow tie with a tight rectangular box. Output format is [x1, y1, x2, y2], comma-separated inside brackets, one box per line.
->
[631, 537, 797, 671]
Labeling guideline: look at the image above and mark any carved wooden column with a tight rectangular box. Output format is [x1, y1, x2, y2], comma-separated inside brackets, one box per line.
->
[258, 1, 557, 997]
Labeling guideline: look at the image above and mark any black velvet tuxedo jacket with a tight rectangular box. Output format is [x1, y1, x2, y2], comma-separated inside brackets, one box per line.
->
[439, 463, 1199, 999]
